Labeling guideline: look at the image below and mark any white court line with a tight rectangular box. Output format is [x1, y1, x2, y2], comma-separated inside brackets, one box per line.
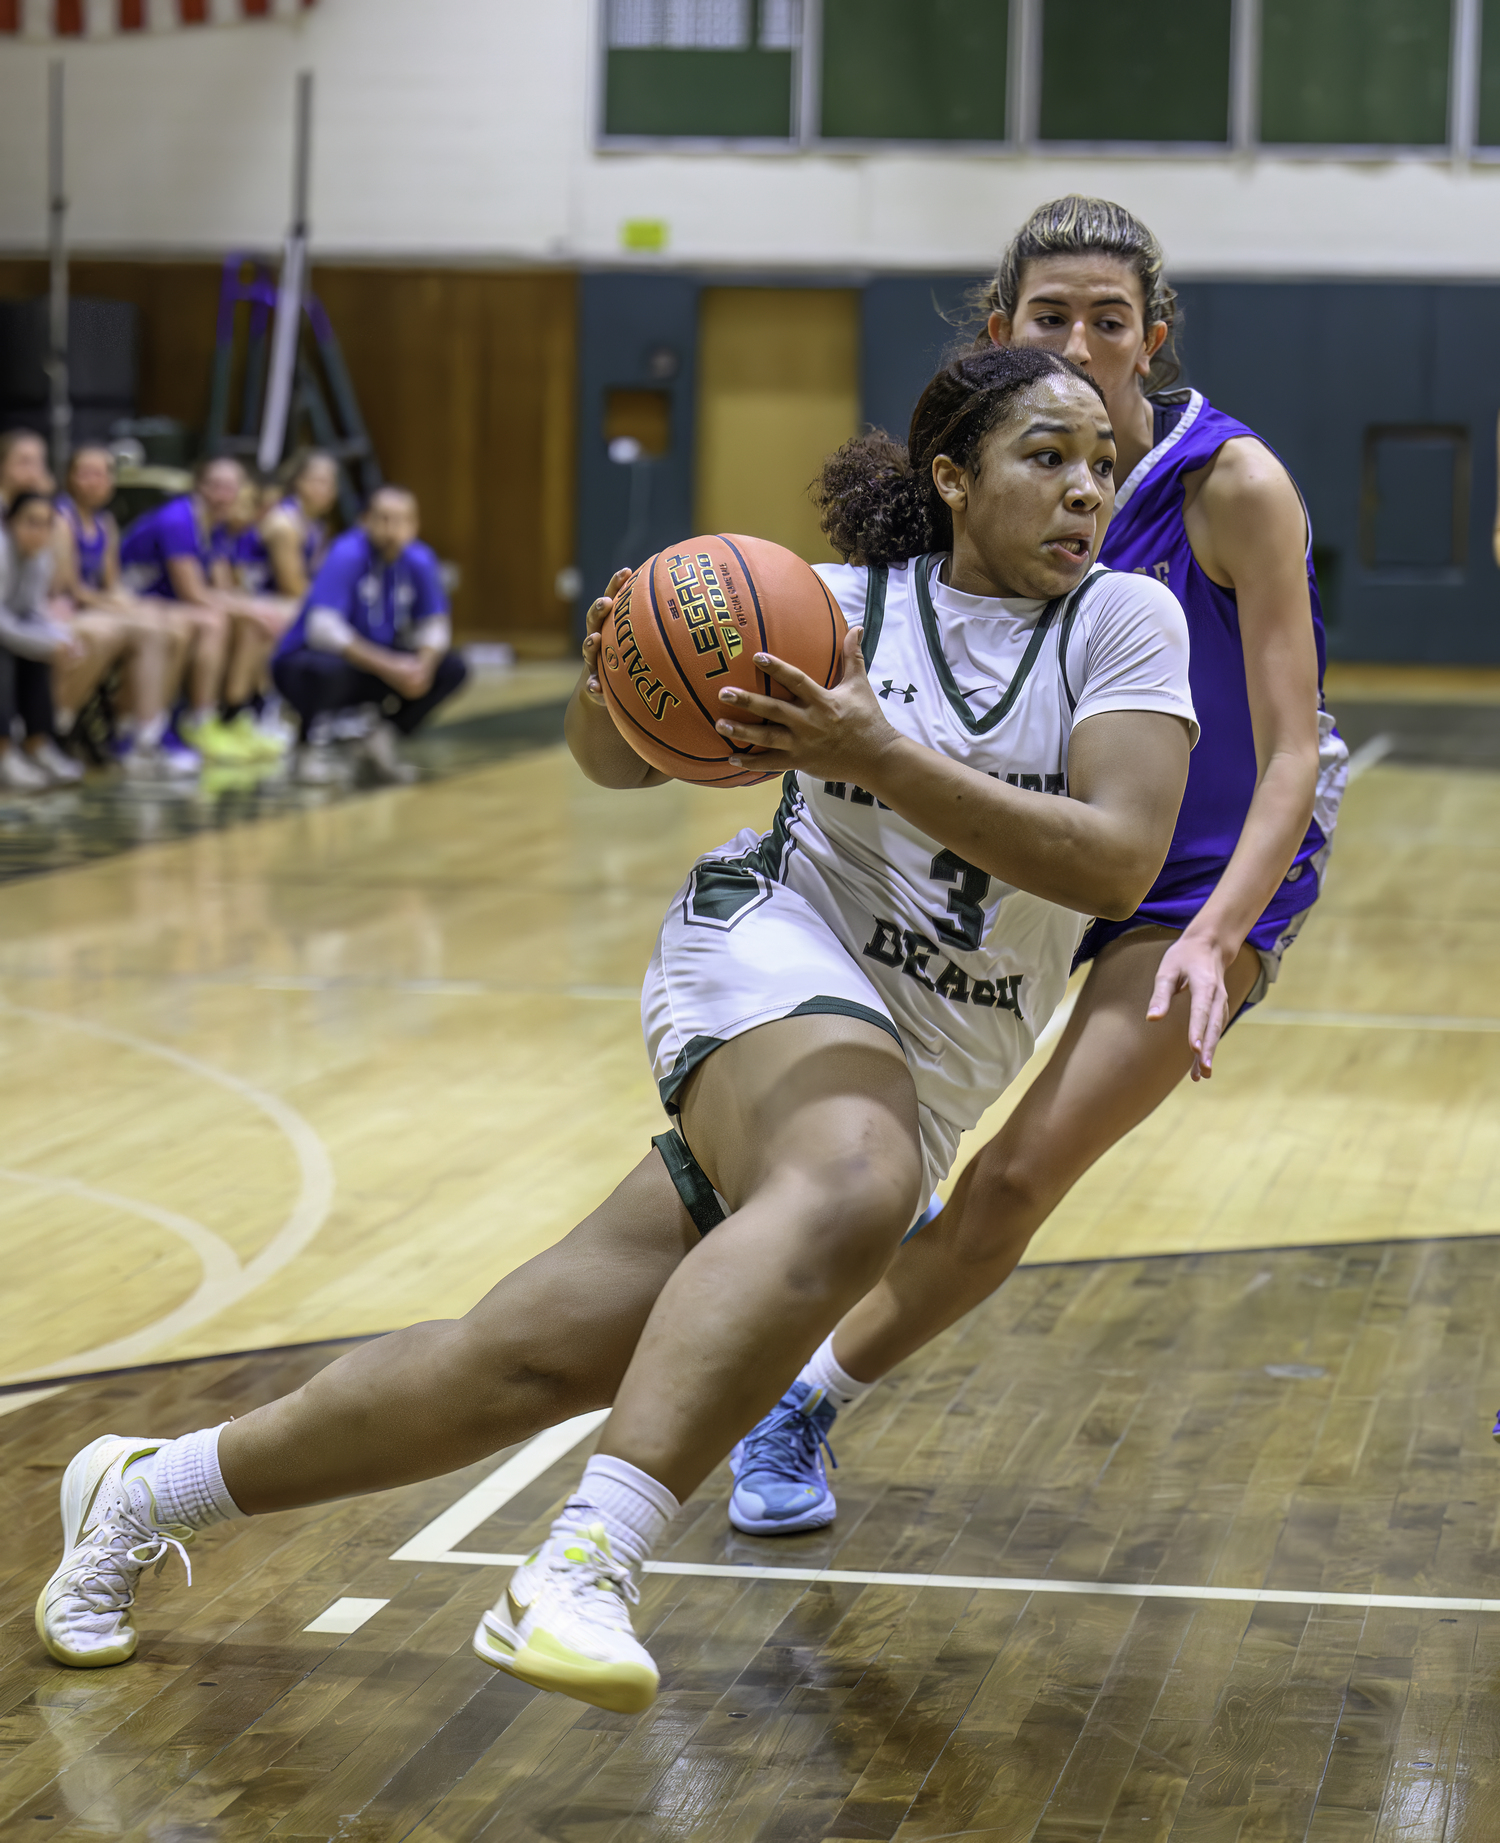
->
[0, 1386, 67, 1419]
[0, 1002, 336, 1386]
[1346, 732, 1396, 781]
[390, 1411, 609, 1562]
[1243, 1009, 1500, 1034]
[304, 1596, 389, 1634]
[389, 1416, 1500, 1616]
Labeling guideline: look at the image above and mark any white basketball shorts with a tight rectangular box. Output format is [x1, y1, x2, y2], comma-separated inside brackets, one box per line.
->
[642, 833, 964, 1207]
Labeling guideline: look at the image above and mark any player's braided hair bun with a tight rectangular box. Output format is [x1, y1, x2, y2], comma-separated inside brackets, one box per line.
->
[979, 195, 1180, 394]
[815, 345, 1101, 566]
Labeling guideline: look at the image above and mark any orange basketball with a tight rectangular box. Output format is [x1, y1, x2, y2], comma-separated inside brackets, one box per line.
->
[598, 534, 846, 787]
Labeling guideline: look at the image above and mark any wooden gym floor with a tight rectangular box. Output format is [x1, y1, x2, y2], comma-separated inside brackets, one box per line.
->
[1, 663, 1498, 1838]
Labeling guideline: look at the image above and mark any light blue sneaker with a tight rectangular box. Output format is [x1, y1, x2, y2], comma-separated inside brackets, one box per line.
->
[728, 1380, 840, 1536]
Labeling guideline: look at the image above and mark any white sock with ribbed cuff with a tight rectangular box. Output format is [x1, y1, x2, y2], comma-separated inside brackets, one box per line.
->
[553, 1454, 678, 1570]
[799, 1333, 875, 1412]
[125, 1424, 247, 1530]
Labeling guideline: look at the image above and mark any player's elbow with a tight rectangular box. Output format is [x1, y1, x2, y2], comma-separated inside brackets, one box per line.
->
[1085, 845, 1166, 921]
[1090, 882, 1150, 923]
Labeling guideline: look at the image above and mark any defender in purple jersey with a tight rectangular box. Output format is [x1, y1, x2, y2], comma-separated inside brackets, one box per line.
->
[728, 195, 1348, 1540]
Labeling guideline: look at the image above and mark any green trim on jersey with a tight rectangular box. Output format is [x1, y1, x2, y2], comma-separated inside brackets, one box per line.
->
[861, 566, 888, 667]
[655, 995, 900, 1111]
[787, 995, 903, 1046]
[912, 556, 1103, 737]
[1054, 568, 1108, 715]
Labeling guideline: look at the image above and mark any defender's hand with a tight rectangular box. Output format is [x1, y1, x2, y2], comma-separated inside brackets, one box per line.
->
[579, 568, 634, 710]
[1146, 932, 1233, 1080]
[713, 626, 897, 784]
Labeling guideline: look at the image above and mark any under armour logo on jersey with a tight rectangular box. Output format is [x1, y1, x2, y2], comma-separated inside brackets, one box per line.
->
[879, 680, 918, 703]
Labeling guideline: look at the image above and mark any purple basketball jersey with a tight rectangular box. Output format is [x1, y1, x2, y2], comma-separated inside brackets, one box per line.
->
[57, 495, 110, 593]
[1097, 389, 1336, 951]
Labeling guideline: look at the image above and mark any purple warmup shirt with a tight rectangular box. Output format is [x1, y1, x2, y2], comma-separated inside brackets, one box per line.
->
[56, 495, 111, 593]
[1093, 389, 1336, 954]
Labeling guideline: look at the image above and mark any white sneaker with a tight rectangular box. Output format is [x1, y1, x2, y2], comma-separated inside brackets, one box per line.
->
[358, 721, 418, 786]
[28, 737, 85, 786]
[119, 740, 201, 781]
[35, 1435, 192, 1669]
[295, 743, 345, 786]
[0, 746, 49, 792]
[472, 1523, 659, 1713]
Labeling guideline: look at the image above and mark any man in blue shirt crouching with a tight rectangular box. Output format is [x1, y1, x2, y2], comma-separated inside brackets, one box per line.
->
[273, 485, 467, 785]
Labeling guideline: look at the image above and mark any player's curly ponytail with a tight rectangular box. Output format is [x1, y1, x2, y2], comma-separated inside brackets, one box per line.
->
[979, 195, 1181, 395]
[814, 345, 1101, 566]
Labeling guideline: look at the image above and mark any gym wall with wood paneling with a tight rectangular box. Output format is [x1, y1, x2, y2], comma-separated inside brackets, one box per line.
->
[0, 260, 578, 649]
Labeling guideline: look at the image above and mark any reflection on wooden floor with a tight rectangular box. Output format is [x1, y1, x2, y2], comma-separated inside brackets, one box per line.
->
[0, 664, 577, 887]
[2, 679, 1499, 1382]
[4, 1234, 1499, 1838]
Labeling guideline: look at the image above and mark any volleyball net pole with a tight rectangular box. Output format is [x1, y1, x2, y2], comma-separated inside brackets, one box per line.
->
[46, 58, 71, 484]
[257, 70, 314, 478]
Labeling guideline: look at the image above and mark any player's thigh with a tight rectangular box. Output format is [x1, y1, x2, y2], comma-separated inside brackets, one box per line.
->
[972, 926, 1263, 1217]
[233, 600, 293, 643]
[68, 610, 129, 667]
[456, 1148, 702, 1399]
[679, 1011, 923, 1248]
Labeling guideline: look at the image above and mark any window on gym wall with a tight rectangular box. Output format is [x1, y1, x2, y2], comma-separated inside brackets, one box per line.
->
[598, 0, 1484, 155]
[1260, 0, 1452, 147]
[603, 0, 801, 140]
[818, 0, 1008, 143]
[1037, 0, 1232, 146]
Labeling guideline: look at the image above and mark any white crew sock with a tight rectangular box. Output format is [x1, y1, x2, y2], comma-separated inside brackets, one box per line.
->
[190, 706, 216, 729]
[799, 1333, 875, 1412]
[137, 712, 168, 749]
[125, 1424, 247, 1530]
[552, 1454, 678, 1571]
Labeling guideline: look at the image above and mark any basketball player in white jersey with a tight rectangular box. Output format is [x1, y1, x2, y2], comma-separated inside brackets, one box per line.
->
[37, 346, 1197, 1716]
[729, 197, 1346, 1539]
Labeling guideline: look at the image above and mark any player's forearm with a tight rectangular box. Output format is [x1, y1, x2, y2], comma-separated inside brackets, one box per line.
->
[343, 634, 408, 686]
[863, 735, 1167, 919]
[1180, 745, 1318, 955]
[565, 681, 666, 788]
[165, 562, 223, 610]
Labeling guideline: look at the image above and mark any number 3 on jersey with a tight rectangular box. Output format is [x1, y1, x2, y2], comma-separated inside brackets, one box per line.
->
[929, 849, 990, 952]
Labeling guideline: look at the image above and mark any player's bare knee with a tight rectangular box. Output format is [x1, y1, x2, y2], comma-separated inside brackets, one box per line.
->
[453, 1315, 609, 1424]
[953, 1148, 1058, 1265]
[782, 1142, 921, 1287]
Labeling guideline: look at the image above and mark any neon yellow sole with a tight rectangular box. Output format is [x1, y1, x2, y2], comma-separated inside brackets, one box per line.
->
[472, 1614, 657, 1714]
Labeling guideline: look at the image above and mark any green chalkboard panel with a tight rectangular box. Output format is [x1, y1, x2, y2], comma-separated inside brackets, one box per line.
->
[820, 0, 1009, 143]
[1480, 0, 1500, 144]
[1260, 0, 1450, 146]
[1039, 0, 1231, 144]
[605, 48, 795, 139]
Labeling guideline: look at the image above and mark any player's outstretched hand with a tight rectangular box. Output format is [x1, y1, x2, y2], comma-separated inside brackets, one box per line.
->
[1146, 932, 1231, 1081]
[579, 568, 634, 709]
[714, 626, 895, 782]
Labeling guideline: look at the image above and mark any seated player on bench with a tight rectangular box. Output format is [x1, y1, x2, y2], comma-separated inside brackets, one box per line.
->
[209, 473, 300, 757]
[118, 456, 285, 765]
[53, 445, 199, 778]
[0, 491, 86, 790]
[260, 449, 339, 599]
[0, 429, 56, 507]
[272, 484, 467, 786]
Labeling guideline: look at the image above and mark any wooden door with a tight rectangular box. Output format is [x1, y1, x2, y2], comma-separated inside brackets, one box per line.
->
[694, 287, 861, 564]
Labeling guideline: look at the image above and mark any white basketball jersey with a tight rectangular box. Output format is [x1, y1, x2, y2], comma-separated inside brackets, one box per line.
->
[766, 553, 1195, 1133]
